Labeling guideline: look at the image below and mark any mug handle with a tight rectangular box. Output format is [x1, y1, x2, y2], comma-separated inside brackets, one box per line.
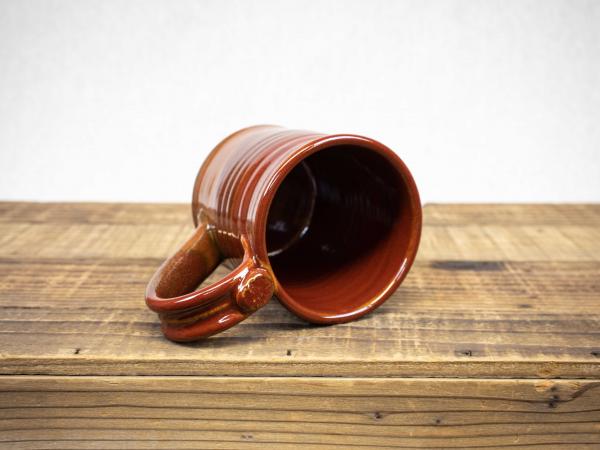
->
[145, 223, 274, 341]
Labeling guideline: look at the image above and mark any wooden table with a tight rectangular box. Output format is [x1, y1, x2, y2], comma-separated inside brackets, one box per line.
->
[0, 202, 599, 449]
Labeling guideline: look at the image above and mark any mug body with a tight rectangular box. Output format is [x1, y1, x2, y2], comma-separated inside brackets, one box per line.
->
[192, 125, 422, 324]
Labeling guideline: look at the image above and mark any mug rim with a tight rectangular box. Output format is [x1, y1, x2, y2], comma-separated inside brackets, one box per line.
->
[254, 134, 423, 324]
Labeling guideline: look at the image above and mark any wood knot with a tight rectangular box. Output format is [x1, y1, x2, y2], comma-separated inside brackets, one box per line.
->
[546, 394, 561, 409]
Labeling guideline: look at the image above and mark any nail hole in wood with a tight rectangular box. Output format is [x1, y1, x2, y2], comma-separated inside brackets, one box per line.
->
[74, 348, 81, 355]
[286, 349, 292, 356]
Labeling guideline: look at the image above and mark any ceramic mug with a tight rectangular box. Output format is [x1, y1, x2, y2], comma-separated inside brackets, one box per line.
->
[146, 125, 422, 341]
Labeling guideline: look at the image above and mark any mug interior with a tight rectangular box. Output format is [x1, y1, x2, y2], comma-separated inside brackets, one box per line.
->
[265, 143, 418, 322]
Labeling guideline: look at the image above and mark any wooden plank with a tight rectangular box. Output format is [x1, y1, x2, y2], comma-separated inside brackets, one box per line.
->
[425, 225, 600, 261]
[424, 203, 600, 226]
[0, 376, 599, 449]
[1, 203, 600, 262]
[0, 203, 599, 378]
[3, 202, 599, 226]
[0, 376, 600, 448]
[0, 258, 599, 377]
[2, 223, 597, 261]
[0, 223, 190, 259]
[0, 202, 190, 225]
[3, 222, 597, 261]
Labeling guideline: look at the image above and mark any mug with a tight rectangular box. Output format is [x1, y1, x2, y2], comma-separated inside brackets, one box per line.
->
[146, 125, 422, 341]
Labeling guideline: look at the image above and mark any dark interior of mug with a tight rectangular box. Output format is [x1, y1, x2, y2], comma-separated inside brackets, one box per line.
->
[266, 144, 416, 321]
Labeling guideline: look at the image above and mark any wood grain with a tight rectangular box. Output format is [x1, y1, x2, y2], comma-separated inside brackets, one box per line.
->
[0, 376, 599, 449]
[0, 202, 599, 378]
[0, 202, 599, 448]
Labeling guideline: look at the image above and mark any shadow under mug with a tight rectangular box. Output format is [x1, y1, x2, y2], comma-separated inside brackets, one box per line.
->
[146, 125, 422, 341]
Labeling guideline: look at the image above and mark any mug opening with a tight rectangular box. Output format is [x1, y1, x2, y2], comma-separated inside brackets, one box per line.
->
[263, 139, 420, 323]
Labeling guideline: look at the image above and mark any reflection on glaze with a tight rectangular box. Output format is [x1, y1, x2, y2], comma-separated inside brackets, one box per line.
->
[266, 161, 316, 257]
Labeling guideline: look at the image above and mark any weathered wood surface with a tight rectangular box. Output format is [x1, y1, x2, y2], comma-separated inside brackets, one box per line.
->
[1, 202, 600, 448]
[0, 376, 599, 449]
[0, 203, 599, 378]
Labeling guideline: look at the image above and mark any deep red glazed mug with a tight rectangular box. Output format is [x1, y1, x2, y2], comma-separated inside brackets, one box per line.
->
[146, 125, 422, 341]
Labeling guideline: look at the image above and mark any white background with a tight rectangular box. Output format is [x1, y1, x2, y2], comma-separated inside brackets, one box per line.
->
[1, 0, 599, 203]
